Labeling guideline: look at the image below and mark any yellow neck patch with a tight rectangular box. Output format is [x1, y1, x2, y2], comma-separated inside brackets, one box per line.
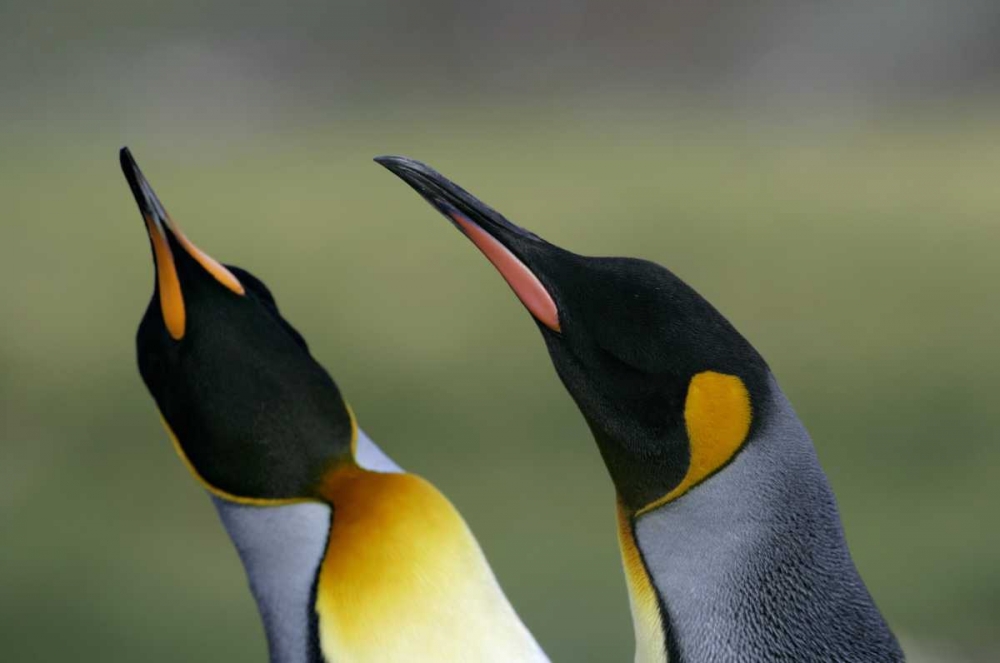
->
[616, 502, 668, 663]
[638, 371, 751, 516]
[314, 467, 544, 662]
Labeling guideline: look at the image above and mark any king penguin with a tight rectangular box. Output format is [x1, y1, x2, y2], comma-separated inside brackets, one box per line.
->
[120, 148, 548, 663]
[376, 155, 905, 663]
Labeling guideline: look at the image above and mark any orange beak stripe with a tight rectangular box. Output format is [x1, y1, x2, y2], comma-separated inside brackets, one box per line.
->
[145, 216, 186, 340]
[122, 147, 245, 340]
[145, 213, 244, 341]
[162, 215, 245, 297]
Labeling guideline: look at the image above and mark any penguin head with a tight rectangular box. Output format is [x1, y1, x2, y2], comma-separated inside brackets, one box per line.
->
[122, 148, 355, 504]
[377, 156, 771, 514]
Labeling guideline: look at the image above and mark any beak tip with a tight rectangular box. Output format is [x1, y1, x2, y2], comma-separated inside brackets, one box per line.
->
[118, 147, 159, 222]
[373, 154, 405, 174]
[119, 146, 135, 172]
[119, 146, 143, 188]
[373, 155, 432, 178]
[119, 147, 143, 199]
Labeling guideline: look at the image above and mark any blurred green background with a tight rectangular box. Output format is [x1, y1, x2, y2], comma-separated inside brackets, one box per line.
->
[2, 2, 999, 661]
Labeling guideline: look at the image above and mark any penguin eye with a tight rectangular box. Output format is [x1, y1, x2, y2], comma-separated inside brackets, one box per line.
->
[595, 340, 656, 375]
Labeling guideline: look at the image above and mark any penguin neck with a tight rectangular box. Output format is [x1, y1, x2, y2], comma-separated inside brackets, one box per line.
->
[353, 427, 403, 473]
[210, 428, 401, 663]
[311, 457, 548, 662]
[626, 376, 902, 662]
[211, 498, 327, 662]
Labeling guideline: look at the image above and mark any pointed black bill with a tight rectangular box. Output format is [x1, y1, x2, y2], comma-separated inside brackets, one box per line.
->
[120, 147, 174, 235]
[375, 155, 562, 331]
[119, 147, 245, 341]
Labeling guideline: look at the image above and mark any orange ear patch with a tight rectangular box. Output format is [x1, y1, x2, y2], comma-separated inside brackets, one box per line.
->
[638, 371, 751, 514]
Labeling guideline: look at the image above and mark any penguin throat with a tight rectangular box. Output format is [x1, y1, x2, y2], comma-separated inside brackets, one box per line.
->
[616, 501, 669, 663]
[313, 468, 546, 662]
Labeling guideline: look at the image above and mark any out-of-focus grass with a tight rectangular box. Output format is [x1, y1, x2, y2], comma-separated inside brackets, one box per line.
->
[1, 108, 998, 661]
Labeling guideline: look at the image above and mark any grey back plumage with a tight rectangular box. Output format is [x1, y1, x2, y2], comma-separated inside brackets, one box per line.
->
[636, 375, 903, 662]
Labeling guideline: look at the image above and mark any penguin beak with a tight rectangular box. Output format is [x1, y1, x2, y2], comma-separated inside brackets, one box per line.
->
[120, 147, 244, 340]
[375, 155, 561, 332]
